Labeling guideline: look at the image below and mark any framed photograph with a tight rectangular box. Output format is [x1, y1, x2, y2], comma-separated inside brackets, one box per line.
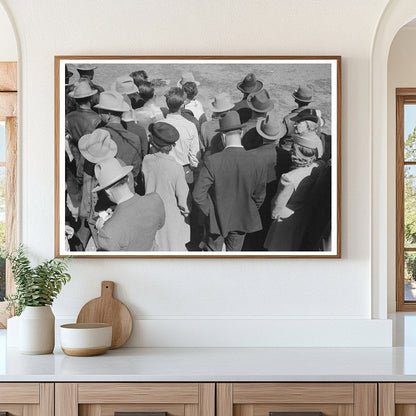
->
[55, 56, 341, 258]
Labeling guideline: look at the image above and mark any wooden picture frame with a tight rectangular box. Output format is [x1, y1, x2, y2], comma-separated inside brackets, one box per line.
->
[55, 56, 341, 258]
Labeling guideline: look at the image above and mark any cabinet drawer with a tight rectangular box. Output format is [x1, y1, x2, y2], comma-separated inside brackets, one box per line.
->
[56, 383, 215, 416]
[218, 383, 376, 416]
[0, 383, 53, 415]
[379, 383, 416, 415]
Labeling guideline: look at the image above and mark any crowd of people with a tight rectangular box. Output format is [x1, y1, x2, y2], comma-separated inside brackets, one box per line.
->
[64, 64, 332, 252]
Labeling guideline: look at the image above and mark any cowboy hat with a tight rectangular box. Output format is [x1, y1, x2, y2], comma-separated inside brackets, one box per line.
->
[256, 115, 286, 141]
[246, 89, 274, 113]
[78, 129, 117, 163]
[93, 158, 133, 192]
[215, 110, 245, 133]
[292, 85, 313, 103]
[177, 71, 200, 87]
[111, 75, 139, 95]
[94, 90, 131, 113]
[210, 93, 235, 113]
[149, 122, 180, 147]
[237, 73, 263, 94]
[290, 108, 325, 127]
[76, 64, 97, 72]
[68, 80, 98, 99]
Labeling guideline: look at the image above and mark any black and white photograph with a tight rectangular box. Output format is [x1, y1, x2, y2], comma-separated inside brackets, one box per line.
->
[55, 56, 340, 257]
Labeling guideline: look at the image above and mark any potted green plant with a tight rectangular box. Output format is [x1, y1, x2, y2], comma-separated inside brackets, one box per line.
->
[4, 245, 71, 354]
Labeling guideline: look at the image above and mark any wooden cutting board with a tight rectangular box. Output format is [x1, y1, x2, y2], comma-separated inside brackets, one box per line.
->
[76, 281, 133, 349]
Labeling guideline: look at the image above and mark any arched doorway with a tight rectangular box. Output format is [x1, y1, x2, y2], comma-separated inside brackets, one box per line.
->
[0, 0, 18, 326]
[371, 1, 416, 318]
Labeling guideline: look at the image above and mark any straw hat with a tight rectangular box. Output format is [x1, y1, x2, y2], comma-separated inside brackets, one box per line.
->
[149, 122, 180, 147]
[111, 75, 139, 95]
[177, 72, 200, 87]
[93, 158, 133, 192]
[78, 129, 117, 163]
[94, 90, 131, 113]
[237, 73, 263, 94]
[76, 64, 97, 72]
[256, 115, 286, 141]
[246, 89, 274, 113]
[215, 111, 245, 132]
[292, 85, 313, 103]
[68, 80, 98, 99]
[210, 93, 235, 113]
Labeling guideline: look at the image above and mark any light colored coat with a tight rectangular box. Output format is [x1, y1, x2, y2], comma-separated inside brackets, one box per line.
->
[142, 153, 190, 251]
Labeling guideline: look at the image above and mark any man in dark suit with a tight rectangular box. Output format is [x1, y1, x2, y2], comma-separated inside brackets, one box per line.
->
[243, 115, 285, 251]
[193, 111, 267, 251]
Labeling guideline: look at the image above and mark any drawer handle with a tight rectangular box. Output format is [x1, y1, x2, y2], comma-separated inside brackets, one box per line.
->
[270, 413, 323, 416]
[115, 412, 168, 416]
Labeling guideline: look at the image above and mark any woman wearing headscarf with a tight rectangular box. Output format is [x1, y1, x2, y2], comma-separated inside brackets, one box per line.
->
[142, 122, 191, 251]
[264, 130, 326, 251]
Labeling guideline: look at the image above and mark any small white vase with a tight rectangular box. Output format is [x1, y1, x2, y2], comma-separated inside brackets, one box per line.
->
[19, 306, 55, 354]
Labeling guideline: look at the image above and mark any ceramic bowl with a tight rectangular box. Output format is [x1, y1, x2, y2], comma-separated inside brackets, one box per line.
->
[60, 323, 112, 356]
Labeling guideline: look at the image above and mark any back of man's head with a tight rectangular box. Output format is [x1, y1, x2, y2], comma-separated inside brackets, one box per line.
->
[165, 87, 185, 112]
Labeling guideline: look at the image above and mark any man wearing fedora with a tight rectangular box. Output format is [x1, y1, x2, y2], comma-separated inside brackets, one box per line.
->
[282, 84, 315, 140]
[66, 80, 103, 159]
[193, 111, 266, 252]
[76, 64, 104, 108]
[111, 74, 141, 109]
[233, 73, 263, 123]
[241, 89, 275, 150]
[243, 115, 285, 251]
[200, 93, 235, 158]
[66, 80, 103, 205]
[93, 158, 165, 251]
[95, 90, 144, 189]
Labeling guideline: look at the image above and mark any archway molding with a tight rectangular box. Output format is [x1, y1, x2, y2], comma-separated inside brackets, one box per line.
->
[371, 0, 416, 318]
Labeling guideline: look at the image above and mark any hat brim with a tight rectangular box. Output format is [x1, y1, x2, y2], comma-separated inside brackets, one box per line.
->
[94, 101, 131, 112]
[246, 99, 274, 113]
[68, 89, 98, 99]
[256, 119, 284, 141]
[237, 80, 263, 94]
[292, 92, 312, 103]
[177, 80, 200, 87]
[77, 65, 97, 71]
[93, 165, 133, 192]
[78, 138, 118, 164]
[209, 102, 235, 113]
[110, 81, 139, 95]
[215, 123, 245, 133]
[290, 113, 319, 123]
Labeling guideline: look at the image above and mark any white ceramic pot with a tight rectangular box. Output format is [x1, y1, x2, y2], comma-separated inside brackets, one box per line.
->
[60, 323, 112, 356]
[19, 306, 55, 354]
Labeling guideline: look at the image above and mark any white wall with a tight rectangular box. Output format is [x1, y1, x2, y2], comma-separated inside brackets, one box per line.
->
[387, 26, 416, 312]
[0, 0, 394, 347]
[0, 3, 16, 61]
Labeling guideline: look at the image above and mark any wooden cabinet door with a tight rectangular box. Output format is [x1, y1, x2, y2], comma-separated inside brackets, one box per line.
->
[217, 383, 377, 416]
[55, 383, 215, 416]
[0, 383, 53, 416]
[379, 383, 416, 416]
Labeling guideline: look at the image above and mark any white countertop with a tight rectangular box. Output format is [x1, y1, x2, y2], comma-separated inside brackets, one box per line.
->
[3, 313, 416, 382]
[2, 346, 416, 382]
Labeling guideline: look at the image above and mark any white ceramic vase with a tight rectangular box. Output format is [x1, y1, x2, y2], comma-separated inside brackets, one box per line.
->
[19, 305, 55, 354]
